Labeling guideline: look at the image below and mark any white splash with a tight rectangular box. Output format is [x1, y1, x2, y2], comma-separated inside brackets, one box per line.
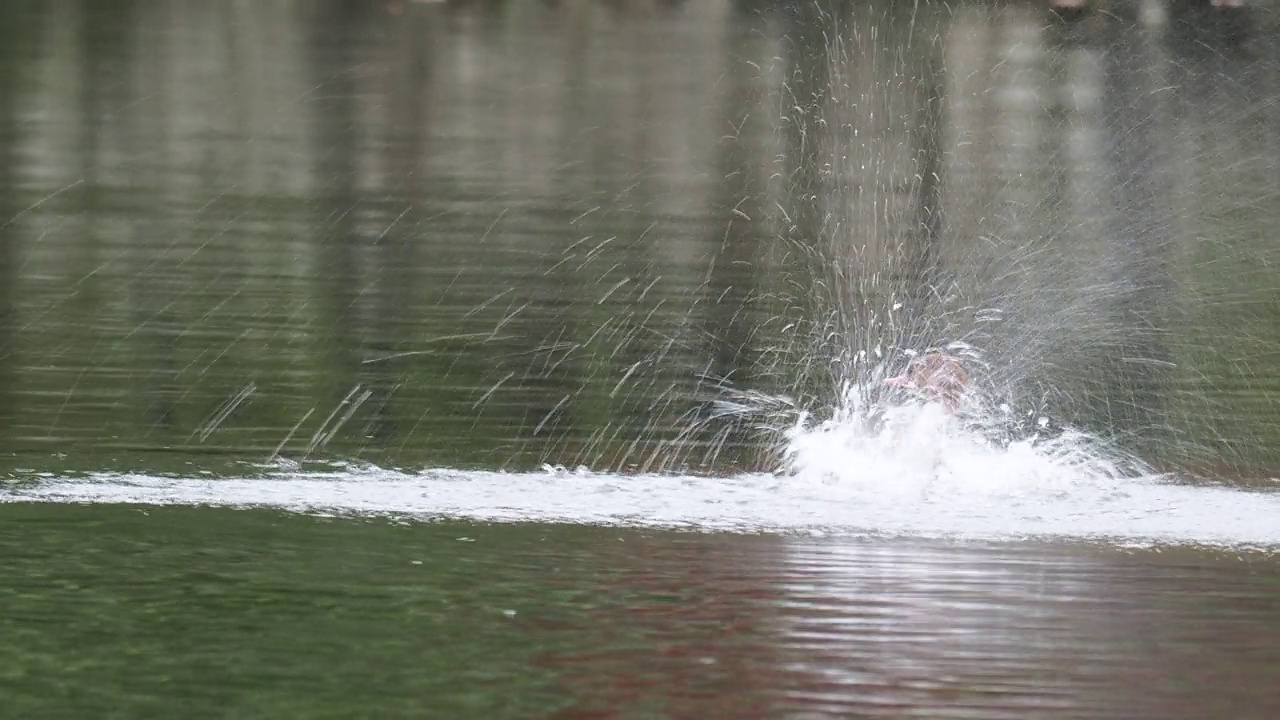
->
[783, 398, 1144, 502]
[3, 463, 1278, 549]
[3, 386, 1278, 548]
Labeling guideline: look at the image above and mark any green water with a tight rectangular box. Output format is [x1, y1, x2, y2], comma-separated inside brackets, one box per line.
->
[0, 505, 573, 718]
[0, 504, 791, 719]
[1, 0, 1278, 479]
[3, 0, 1280, 717]
[1, 504, 1277, 719]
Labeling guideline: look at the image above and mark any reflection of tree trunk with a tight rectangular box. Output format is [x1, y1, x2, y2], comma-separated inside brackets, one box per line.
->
[360, 10, 435, 452]
[1098, 29, 1176, 457]
[1033, 29, 1113, 428]
[538, 8, 594, 467]
[97, 0, 185, 438]
[767, 2, 836, 408]
[0, 4, 34, 442]
[897, 55, 947, 342]
[707, 26, 771, 390]
[306, 0, 373, 455]
[713, 1, 948, 430]
[780, 0, 832, 300]
[691, 15, 775, 470]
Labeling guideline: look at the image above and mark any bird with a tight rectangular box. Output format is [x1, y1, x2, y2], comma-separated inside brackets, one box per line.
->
[883, 351, 968, 413]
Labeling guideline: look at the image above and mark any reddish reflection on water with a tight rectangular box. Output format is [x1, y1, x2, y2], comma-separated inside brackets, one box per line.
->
[539, 534, 791, 718]
[535, 536, 1280, 719]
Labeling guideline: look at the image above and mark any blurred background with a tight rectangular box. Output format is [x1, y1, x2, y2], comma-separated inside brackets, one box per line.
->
[0, 0, 1276, 479]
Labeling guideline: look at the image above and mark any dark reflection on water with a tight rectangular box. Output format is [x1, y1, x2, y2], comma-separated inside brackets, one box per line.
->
[1, 0, 1279, 478]
[0, 504, 1277, 718]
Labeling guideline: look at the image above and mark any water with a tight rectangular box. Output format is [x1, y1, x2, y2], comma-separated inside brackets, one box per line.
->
[1, 505, 1278, 719]
[2, 0, 1280, 716]
[2, 0, 1277, 478]
[8, 461, 1280, 546]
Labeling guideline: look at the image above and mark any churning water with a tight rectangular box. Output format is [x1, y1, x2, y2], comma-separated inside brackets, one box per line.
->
[11, 391, 1278, 549]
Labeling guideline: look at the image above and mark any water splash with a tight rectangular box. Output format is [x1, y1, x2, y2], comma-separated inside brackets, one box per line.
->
[6, 462, 1277, 548]
[707, 338, 1159, 504]
[785, 400, 1151, 498]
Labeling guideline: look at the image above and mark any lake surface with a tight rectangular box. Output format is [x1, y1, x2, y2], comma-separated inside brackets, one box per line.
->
[2, 0, 1279, 717]
[1, 504, 1278, 719]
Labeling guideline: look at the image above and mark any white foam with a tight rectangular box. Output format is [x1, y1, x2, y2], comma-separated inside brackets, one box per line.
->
[4, 385, 1276, 548]
[783, 400, 1140, 501]
[4, 461, 1278, 549]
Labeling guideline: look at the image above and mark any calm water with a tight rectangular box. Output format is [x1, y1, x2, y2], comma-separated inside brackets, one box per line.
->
[1, 505, 1278, 719]
[2, 0, 1280, 717]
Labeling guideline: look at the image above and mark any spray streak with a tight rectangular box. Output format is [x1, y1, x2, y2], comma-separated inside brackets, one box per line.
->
[196, 382, 257, 443]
